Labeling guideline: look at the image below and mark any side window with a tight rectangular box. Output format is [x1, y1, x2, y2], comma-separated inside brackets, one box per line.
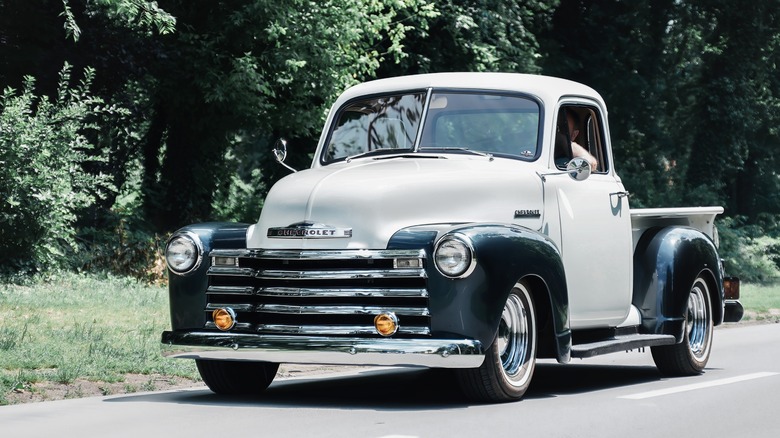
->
[584, 110, 607, 172]
[555, 105, 608, 173]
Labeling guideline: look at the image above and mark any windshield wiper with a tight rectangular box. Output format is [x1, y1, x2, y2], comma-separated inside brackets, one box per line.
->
[418, 147, 494, 161]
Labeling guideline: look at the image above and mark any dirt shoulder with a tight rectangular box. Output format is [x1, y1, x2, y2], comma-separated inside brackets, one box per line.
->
[3, 364, 366, 405]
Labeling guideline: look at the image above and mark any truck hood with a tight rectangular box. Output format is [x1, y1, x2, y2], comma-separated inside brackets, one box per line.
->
[247, 156, 544, 249]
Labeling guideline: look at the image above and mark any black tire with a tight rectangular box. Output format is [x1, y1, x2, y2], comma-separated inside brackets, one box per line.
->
[196, 360, 279, 395]
[456, 281, 537, 402]
[652, 273, 713, 375]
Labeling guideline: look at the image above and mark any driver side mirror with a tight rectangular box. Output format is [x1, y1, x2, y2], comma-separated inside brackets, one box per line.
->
[272, 138, 297, 173]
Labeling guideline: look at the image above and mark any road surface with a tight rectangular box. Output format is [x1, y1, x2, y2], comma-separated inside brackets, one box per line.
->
[2, 323, 778, 438]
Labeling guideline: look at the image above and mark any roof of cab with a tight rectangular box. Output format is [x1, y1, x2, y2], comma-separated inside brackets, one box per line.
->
[334, 72, 605, 108]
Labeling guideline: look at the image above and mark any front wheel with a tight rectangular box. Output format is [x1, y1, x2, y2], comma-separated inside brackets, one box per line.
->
[457, 281, 537, 402]
[196, 360, 279, 395]
[652, 273, 713, 375]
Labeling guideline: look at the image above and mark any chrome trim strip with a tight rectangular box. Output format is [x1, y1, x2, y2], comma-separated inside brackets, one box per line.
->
[208, 267, 427, 279]
[209, 248, 426, 260]
[207, 286, 255, 295]
[412, 87, 434, 151]
[205, 322, 254, 331]
[255, 287, 429, 298]
[207, 266, 256, 277]
[255, 268, 426, 280]
[256, 304, 429, 317]
[205, 303, 256, 313]
[256, 324, 431, 336]
[161, 331, 484, 368]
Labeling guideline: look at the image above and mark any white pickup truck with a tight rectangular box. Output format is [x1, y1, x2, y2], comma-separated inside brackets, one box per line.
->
[162, 73, 742, 402]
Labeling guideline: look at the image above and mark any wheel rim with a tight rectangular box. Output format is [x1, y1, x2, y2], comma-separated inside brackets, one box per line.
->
[687, 278, 711, 359]
[496, 288, 533, 387]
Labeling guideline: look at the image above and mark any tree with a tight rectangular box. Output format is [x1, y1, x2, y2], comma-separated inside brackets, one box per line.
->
[137, 0, 437, 231]
[540, 0, 680, 207]
[377, 0, 555, 77]
[683, 0, 780, 219]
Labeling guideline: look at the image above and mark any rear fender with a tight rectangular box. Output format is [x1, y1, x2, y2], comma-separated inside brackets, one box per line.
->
[632, 226, 724, 341]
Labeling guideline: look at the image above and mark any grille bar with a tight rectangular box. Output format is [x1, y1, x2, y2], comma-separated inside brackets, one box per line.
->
[256, 304, 429, 317]
[256, 268, 425, 280]
[256, 324, 431, 336]
[255, 287, 428, 298]
[210, 248, 426, 260]
[206, 303, 255, 313]
[208, 266, 426, 280]
[205, 321, 253, 331]
[207, 266, 255, 277]
[207, 285, 255, 295]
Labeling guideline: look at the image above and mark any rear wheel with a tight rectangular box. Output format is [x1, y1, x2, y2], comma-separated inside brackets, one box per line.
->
[196, 360, 279, 395]
[457, 281, 537, 402]
[652, 273, 713, 375]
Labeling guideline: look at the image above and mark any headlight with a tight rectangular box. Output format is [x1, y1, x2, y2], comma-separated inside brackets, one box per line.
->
[434, 234, 475, 278]
[165, 232, 203, 275]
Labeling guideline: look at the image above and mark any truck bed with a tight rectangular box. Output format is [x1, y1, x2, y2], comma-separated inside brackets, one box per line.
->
[630, 206, 724, 250]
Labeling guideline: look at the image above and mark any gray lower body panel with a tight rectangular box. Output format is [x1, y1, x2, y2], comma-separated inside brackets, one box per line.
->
[161, 331, 485, 368]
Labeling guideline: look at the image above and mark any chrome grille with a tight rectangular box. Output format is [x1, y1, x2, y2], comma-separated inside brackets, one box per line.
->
[205, 249, 430, 337]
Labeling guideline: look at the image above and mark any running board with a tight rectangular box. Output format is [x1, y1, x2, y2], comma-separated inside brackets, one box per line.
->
[571, 334, 676, 358]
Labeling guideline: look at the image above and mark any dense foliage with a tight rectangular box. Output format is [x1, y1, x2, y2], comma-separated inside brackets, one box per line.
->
[1, 0, 779, 280]
[0, 64, 116, 275]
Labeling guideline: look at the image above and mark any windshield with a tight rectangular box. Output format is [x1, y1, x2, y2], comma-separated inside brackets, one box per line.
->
[321, 90, 540, 163]
[323, 92, 426, 162]
[419, 93, 539, 158]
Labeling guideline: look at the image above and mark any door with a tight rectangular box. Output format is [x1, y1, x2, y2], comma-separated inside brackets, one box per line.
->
[548, 104, 633, 328]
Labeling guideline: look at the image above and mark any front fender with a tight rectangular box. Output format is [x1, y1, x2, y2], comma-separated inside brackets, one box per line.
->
[167, 222, 249, 331]
[389, 224, 571, 362]
[633, 227, 724, 341]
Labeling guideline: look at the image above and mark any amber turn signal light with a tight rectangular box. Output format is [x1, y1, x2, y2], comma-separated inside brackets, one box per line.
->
[212, 308, 237, 331]
[723, 277, 740, 300]
[374, 312, 398, 337]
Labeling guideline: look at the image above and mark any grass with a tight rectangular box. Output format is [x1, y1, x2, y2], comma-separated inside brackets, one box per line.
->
[739, 282, 780, 323]
[0, 273, 198, 405]
[1, 274, 778, 405]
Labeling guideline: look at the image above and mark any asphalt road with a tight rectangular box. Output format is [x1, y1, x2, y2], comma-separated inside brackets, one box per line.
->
[2, 323, 778, 438]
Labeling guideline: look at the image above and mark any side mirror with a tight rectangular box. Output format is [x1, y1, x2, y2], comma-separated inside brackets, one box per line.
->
[272, 138, 297, 173]
[566, 157, 591, 181]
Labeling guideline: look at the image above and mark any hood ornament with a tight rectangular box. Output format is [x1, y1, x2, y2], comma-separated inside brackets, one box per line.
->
[267, 221, 352, 239]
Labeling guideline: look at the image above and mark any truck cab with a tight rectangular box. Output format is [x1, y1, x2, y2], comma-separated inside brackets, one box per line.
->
[162, 73, 742, 402]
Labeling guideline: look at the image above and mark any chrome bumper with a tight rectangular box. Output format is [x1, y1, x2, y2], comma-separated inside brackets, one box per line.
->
[724, 300, 744, 323]
[161, 331, 485, 368]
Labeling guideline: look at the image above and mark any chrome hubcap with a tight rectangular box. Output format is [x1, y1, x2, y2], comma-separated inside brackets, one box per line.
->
[497, 292, 531, 385]
[687, 279, 710, 358]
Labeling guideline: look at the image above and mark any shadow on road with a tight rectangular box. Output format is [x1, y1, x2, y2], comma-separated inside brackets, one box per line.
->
[105, 362, 664, 410]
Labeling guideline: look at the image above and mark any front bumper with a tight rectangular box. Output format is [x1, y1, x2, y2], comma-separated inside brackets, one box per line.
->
[161, 331, 485, 368]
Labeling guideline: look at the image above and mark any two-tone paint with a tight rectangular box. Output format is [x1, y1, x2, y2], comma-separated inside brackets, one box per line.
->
[167, 223, 249, 331]
[162, 72, 738, 374]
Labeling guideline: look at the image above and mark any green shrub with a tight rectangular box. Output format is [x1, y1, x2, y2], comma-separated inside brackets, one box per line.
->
[0, 64, 119, 276]
[717, 216, 780, 282]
